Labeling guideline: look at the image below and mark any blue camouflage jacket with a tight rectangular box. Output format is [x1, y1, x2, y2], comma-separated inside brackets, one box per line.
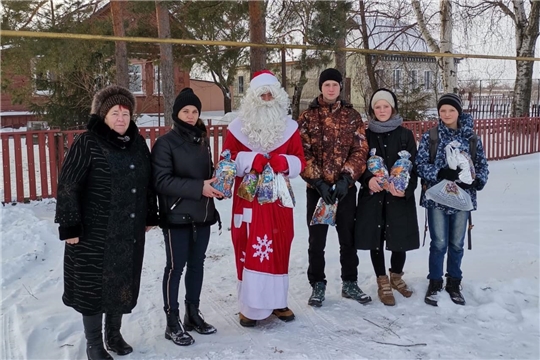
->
[416, 113, 489, 215]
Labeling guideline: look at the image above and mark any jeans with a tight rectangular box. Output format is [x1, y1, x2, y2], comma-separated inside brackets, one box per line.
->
[306, 186, 359, 285]
[162, 226, 210, 313]
[427, 207, 469, 281]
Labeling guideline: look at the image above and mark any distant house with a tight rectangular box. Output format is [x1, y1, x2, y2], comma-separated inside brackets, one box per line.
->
[231, 18, 458, 116]
[347, 17, 460, 110]
[0, 2, 223, 129]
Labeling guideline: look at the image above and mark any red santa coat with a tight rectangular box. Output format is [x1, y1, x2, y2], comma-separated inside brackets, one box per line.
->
[223, 117, 306, 320]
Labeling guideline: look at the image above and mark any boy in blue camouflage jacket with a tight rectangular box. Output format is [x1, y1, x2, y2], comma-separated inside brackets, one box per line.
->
[416, 93, 489, 306]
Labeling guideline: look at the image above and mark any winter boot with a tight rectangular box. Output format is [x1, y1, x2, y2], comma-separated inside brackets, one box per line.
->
[272, 307, 295, 322]
[104, 314, 133, 356]
[165, 310, 195, 346]
[308, 281, 326, 307]
[183, 302, 217, 335]
[376, 275, 396, 306]
[239, 313, 257, 327]
[424, 279, 443, 306]
[82, 314, 113, 360]
[342, 281, 372, 304]
[389, 270, 413, 298]
[445, 276, 466, 305]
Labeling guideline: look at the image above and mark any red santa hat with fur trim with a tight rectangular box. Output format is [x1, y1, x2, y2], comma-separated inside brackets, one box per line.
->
[249, 70, 280, 91]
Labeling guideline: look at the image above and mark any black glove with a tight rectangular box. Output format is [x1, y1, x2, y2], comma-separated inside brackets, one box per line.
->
[457, 180, 476, 190]
[438, 167, 460, 182]
[331, 173, 354, 203]
[313, 179, 334, 205]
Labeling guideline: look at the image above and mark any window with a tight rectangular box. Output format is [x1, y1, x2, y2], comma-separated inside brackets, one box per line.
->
[393, 69, 401, 89]
[238, 76, 244, 94]
[424, 70, 432, 91]
[438, 76, 444, 91]
[375, 69, 385, 87]
[153, 65, 162, 95]
[31, 57, 54, 95]
[129, 64, 143, 94]
[410, 70, 418, 89]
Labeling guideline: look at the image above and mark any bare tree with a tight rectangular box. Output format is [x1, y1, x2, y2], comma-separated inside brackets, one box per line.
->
[111, 0, 129, 88]
[269, 0, 331, 119]
[347, 0, 424, 109]
[249, 0, 267, 75]
[412, 0, 457, 93]
[155, 0, 175, 126]
[459, 0, 540, 116]
[170, 1, 249, 113]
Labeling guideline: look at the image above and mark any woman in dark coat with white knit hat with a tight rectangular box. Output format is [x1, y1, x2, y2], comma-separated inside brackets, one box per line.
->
[355, 88, 419, 307]
[152, 88, 223, 347]
[55, 85, 158, 360]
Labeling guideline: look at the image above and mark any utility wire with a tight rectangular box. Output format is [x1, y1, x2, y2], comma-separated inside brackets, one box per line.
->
[1, 29, 539, 62]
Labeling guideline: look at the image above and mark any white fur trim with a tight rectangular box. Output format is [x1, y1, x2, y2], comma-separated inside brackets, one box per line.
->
[237, 281, 273, 320]
[281, 155, 302, 178]
[250, 73, 279, 91]
[228, 117, 298, 153]
[234, 151, 258, 178]
[242, 208, 252, 223]
[237, 269, 288, 320]
[233, 214, 243, 228]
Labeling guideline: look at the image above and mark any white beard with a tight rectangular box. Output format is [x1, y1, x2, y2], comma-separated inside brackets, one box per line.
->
[239, 83, 290, 152]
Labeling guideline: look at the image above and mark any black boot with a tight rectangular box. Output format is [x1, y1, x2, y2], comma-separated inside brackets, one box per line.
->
[165, 310, 195, 346]
[445, 277, 466, 305]
[183, 302, 217, 335]
[82, 314, 113, 360]
[424, 279, 443, 306]
[105, 314, 133, 355]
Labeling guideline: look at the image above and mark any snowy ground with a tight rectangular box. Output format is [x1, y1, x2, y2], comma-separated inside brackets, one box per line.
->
[1, 154, 539, 360]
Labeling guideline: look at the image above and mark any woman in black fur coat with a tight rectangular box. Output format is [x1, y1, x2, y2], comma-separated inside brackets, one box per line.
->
[55, 85, 158, 360]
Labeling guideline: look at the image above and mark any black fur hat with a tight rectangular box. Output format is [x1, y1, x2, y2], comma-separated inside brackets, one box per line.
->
[91, 85, 136, 119]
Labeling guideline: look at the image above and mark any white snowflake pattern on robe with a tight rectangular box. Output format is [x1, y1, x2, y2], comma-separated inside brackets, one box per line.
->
[252, 234, 273, 262]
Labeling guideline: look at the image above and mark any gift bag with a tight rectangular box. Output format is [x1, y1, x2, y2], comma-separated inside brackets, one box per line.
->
[310, 198, 338, 226]
[276, 173, 295, 208]
[389, 150, 413, 192]
[425, 180, 474, 211]
[367, 148, 389, 190]
[237, 171, 258, 202]
[257, 163, 276, 204]
[212, 149, 236, 198]
[457, 151, 475, 184]
[445, 141, 461, 170]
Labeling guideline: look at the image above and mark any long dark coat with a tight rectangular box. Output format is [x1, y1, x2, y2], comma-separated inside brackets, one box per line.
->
[355, 126, 420, 252]
[55, 115, 158, 316]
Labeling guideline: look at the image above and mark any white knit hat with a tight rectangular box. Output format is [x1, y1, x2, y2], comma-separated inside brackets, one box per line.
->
[370, 90, 395, 110]
[249, 70, 280, 91]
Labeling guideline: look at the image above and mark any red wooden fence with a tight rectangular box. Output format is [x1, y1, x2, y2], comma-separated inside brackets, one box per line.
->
[1, 118, 539, 204]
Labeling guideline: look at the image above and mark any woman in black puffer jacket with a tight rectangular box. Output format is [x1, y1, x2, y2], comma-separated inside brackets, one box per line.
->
[151, 88, 223, 346]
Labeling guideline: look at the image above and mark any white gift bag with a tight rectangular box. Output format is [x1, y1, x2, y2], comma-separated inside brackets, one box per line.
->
[425, 180, 474, 211]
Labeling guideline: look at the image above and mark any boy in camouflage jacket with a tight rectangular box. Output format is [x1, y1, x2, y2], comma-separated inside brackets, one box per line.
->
[297, 68, 371, 307]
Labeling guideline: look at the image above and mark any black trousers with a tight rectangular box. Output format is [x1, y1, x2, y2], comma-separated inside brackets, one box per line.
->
[370, 232, 406, 277]
[306, 186, 359, 286]
[162, 226, 210, 313]
[370, 244, 406, 276]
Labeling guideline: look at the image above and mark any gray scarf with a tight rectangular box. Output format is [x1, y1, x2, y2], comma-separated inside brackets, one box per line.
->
[368, 114, 403, 133]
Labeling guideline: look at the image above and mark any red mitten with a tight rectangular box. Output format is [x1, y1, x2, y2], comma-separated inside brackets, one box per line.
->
[251, 154, 269, 173]
[269, 154, 288, 173]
